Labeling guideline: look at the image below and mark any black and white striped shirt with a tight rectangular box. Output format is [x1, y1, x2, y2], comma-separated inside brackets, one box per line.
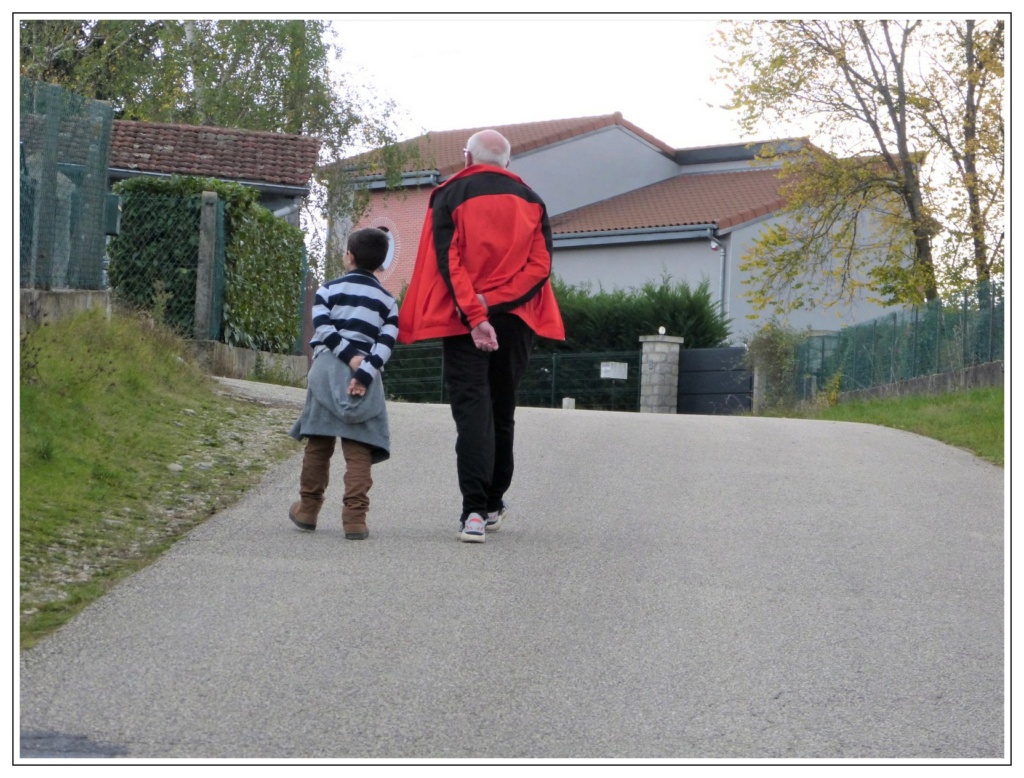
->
[310, 270, 399, 387]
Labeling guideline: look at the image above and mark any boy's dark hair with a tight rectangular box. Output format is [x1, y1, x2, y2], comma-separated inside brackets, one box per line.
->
[347, 228, 391, 272]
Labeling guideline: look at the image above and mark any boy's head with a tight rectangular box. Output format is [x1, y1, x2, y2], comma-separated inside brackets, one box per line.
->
[346, 228, 391, 272]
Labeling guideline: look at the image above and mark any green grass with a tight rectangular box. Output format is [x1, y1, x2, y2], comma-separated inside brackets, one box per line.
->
[19, 310, 301, 649]
[798, 385, 1004, 466]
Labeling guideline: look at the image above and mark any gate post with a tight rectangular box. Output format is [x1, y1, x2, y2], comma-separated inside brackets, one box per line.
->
[639, 334, 685, 413]
[194, 191, 219, 341]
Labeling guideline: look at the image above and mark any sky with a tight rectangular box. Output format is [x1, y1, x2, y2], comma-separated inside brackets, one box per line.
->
[328, 13, 753, 151]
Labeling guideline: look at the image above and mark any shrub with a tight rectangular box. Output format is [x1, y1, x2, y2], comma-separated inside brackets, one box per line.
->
[744, 320, 805, 410]
[108, 176, 306, 353]
[542, 275, 731, 353]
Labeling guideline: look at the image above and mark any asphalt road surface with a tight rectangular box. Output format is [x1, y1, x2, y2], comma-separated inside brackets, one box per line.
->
[19, 382, 1005, 762]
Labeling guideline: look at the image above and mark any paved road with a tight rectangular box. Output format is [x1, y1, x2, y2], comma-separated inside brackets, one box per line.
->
[19, 381, 1005, 761]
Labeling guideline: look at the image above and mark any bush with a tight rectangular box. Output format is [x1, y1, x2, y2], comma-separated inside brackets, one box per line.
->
[106, 190, 203, 336]
[543, 275, 731, 353]
[109, 176, 306, 353]
[744, 320, 805, 410]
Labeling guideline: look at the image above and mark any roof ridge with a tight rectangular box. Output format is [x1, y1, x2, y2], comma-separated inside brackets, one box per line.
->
[113, 119, 323, 143]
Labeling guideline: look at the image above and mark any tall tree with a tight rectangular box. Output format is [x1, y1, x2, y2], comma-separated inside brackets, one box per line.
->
[915, 20, 1004, 290]
[19, 18, 405, 278]
[716, 19, 1004, 316]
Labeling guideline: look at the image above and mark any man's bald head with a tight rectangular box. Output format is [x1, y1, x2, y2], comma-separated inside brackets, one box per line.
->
[465, 129, 511, 168]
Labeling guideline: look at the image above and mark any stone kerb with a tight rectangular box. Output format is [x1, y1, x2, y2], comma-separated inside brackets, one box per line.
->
[639, 334, 685, 414]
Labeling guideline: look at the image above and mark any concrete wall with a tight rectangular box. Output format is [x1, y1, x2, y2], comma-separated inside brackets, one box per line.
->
[189, 340, 309, 384]
[20, 288, 111, 333]
[838, 361, 1004, 403]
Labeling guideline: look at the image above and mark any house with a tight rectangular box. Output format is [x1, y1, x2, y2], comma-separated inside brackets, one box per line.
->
[344, 112, 894, 341]
[108, 120, 323, 227]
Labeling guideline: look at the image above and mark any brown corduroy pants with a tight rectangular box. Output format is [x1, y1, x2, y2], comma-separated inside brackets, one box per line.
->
[297, 435, 374, 533]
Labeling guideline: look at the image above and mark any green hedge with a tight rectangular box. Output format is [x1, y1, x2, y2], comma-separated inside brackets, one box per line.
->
[106, 189, 203, 336]
[109, 176, 306, 353]
[540, 275, 731, 352]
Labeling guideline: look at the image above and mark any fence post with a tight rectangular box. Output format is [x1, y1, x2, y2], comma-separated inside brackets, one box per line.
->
[638, 334, 685, 413]
[551, 353, 558, 408]
[33, 86, 63, 289]
[194, 191, 219, 340]
[752, 365, 765, 414]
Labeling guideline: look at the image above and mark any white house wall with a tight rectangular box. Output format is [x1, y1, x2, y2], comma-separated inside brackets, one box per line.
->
[510, 126, 681, 216]
[552, 240, 721, 299]
[552, 220, 901, 344]
[725, 217, 898, 340]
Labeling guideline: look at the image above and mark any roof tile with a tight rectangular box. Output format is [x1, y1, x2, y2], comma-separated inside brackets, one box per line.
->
[348, 113, 677, 178]
[549, 168, 788, 234]
[109, 121, 323, 188]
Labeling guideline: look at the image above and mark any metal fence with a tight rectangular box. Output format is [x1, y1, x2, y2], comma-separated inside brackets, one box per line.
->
[106, 190, 227, 339]
[20, 78, 114, 290]
[383, 344, 642, 411]
[796, 280, 1004, 398]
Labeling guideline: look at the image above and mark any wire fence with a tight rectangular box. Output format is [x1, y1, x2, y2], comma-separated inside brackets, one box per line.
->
[384, 345, 642, 412]
[105, 191, 227, 339]
[20, 78, 114, 290]
[795, 280, 1004, 398]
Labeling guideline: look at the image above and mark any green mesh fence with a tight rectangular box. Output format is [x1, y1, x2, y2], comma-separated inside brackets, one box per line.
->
[796, 280, 1004, 398]
[383, 345, 641, 412]
[20, 77, 114, 290]
[106, 190, 226, 339]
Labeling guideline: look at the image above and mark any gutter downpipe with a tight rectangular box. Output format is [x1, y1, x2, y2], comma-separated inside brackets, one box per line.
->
[707, 229, 728, 320]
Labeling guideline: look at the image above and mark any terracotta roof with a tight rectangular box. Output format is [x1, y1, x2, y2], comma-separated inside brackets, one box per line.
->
[109, 121, 323, 189]
[350, 112, 676, 178]
[549, 168, 789, 234]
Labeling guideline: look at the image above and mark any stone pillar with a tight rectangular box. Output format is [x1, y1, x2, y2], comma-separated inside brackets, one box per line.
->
[639, 334, 685, 413]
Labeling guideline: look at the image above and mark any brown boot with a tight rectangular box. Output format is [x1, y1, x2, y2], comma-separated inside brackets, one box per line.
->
[341, 439, 372, 539]
[342, 519, 370, 541]
[289, 436, 335, 531]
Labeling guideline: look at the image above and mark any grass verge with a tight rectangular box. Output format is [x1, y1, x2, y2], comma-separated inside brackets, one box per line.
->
[19, 310, 302, 649]
[799, 385, 1004, 466]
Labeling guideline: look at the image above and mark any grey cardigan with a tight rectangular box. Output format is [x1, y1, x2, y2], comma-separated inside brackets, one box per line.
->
[289, 351, 390, 463]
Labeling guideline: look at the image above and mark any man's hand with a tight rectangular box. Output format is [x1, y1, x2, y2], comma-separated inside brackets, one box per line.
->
[348, 354, 364, 371]
[347, 378, 366, 396]
[471, 320, 499, 352]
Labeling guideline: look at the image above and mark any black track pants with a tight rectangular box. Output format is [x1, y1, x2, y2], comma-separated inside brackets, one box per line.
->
[442, 313, 535, 521]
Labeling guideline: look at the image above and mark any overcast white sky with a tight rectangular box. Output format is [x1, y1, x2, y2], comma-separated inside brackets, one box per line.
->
[329, 13, 753, 151]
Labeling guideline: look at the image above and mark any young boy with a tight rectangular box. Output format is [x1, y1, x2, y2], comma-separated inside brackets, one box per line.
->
[288, 228, 399, 540]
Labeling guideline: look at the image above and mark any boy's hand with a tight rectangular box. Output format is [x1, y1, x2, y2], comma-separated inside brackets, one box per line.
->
[348, 354, 364, 371]
[347, 378, 366, 396]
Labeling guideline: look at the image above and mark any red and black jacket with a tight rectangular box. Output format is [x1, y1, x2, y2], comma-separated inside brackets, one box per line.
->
[398, 164, 565, 343]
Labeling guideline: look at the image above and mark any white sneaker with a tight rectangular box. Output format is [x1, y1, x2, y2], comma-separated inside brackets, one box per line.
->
[485, 502, 509, 532]
[459, 513, 486, 543]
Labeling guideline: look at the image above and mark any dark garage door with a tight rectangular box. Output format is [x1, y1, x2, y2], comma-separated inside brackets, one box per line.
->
[677, 347, 753, 414]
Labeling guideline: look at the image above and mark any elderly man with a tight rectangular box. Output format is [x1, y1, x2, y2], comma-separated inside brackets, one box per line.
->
[398, 129, 565, 542]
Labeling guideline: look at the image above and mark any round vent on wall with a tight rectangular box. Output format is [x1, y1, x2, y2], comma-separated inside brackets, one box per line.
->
[378, 226, 395, 270]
